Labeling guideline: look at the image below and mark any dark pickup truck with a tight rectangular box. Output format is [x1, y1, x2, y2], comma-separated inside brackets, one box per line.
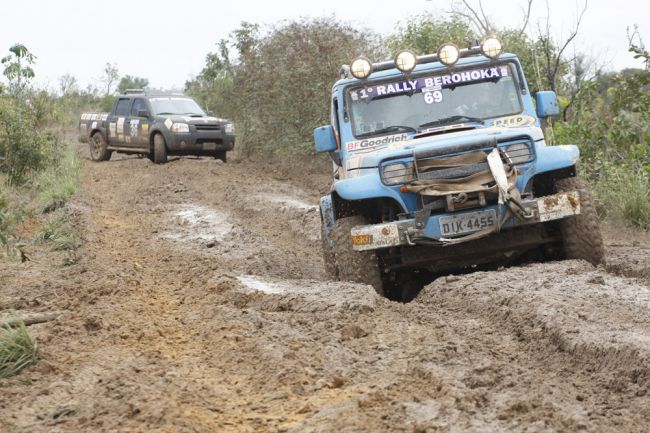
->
[78, 90, 235, 163]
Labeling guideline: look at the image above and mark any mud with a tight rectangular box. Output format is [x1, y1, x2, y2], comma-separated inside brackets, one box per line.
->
[1, 149, 649, 432]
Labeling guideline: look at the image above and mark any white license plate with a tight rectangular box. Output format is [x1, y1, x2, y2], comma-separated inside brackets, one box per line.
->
[439, 209, 497, 237]
[203, 143, 217, 150]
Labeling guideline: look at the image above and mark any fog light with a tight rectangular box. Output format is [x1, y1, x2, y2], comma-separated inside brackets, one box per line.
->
[395, 50, 417, 73]
[481, 36, 503, 59]
[350, 57, 373, 80]
[438, 43, 460, 66]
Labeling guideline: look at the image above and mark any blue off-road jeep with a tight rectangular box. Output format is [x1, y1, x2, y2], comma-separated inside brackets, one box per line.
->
[315, 37, 604, 299]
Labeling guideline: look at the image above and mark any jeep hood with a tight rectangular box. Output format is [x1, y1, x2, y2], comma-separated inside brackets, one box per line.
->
[345, 126, 545, 170]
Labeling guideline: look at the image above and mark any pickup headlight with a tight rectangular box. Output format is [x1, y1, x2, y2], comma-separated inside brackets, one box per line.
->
[382, 162, 416, 185]
[224, 123, 235, 134]
[171, 123, 190, 133]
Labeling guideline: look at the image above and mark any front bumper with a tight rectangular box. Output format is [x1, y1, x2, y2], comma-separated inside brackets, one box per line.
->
[351, 191, 581, 251]
[167, 131, 235, 153]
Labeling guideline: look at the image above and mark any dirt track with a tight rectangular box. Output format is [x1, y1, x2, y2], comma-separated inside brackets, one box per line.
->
[1, 148, 650, 432]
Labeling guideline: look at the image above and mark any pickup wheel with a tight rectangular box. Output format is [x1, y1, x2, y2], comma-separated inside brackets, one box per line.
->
[214, 150, 227, 163]
[89, 132, 112, 161]
[332, 215, 384, 296]
[320, 221, 337, 279]
[555, 177, 605, 266]
[153, 133, 168, 164]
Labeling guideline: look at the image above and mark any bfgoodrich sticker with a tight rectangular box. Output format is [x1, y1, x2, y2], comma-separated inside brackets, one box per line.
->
[347, 133, 410, 153]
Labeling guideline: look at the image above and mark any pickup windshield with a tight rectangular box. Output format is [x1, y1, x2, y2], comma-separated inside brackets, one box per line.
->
[348, 63, 522, 137]
[149, 97, 205, 116]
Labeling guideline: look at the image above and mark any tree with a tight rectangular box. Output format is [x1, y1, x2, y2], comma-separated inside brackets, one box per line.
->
[58, 73, 78, 96]
[1, 44, 36, 95]
[100, 63, 119, 96]
[387, 14, 476, 54]
[187, 18, 381, 155]
[117, 75, 149, 94]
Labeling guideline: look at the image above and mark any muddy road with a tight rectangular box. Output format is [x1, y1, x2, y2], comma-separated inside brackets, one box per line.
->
[1, 149, 650, 432]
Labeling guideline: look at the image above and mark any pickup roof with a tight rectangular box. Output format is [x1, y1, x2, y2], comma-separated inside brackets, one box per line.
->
[78, 91, 235, 163]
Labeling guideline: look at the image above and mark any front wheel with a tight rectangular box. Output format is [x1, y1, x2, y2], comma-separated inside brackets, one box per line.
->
[153, 133, 168, 164]
[555, 177, 605, 265]
[332, 215, 384, 296]
[214, 150, 227, 163]
[89, 132, 112, 161]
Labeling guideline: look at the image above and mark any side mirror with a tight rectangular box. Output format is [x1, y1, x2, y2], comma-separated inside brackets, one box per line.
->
[137, 109, 150, 118]
[206, 110, 214, 116]
[536, 91, 560, 118]
[314, 124, 338, 153]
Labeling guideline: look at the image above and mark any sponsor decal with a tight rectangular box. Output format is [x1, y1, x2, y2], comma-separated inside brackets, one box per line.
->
[101, 113, 109, 121]
[91, 121, 97, 129]
[164, 118, 173, 129]
[117, 117, 125, 135]
[350, 66, 510, 102]
[130, 119, 140, 138]
[346, 133, 410, 153]
[492, 114, 536, 128]
[109, 122, 117, 137]
[141, 123, 149, 134]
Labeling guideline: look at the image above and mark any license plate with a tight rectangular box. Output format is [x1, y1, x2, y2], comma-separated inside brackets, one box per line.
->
[439, 209, 497, 237]
[203, 143, 217, 150]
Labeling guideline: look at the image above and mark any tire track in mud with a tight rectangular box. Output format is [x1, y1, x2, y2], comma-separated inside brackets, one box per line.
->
[2, 154, 650, 432]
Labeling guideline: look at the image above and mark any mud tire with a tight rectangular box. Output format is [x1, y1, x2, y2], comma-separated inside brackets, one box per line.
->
[153, 133, 168, 164]
[555, 177, 605, 266]
[89, 132, 112, 161]
[332, 215, 384, 296]
[320, 222, 337, 279]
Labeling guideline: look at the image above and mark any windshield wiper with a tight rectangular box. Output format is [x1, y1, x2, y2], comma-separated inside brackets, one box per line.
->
[356, 125, 416, 138]
[418, 115, 482, 130]
[185, 113, 204, 117]
[156, 112, 175, 115]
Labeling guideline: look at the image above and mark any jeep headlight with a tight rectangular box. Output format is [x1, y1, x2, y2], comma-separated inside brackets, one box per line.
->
[171, 123, 189, 133]
[505, 143, 531, 164]
[224, 123, 235, 134]
[382, 162, 415, 185]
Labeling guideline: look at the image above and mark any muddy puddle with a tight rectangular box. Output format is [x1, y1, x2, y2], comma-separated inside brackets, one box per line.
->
[160, 204, 233, 243]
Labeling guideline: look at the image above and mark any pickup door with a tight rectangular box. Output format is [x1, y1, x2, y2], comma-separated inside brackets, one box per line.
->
[124, 97, 150, 148]
[108, 97, 130, 146]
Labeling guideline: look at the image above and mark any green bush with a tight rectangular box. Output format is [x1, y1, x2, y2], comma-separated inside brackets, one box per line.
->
[0, 320, 39, 378]
[593, 164, 650, 229]
[33, 147, 81, 213]
[37, 214, 80, 251]
[0, 193, 10, 246]
[0, 96, 51, 185]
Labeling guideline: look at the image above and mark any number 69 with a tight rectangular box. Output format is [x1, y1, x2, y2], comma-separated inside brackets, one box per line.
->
[424, 91, 443, 104]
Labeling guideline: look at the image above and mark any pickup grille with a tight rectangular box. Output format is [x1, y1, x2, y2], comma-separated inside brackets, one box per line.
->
[195, 124, 221, 131]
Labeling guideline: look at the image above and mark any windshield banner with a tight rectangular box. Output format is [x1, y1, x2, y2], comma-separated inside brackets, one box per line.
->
[350, 65, 510, 102]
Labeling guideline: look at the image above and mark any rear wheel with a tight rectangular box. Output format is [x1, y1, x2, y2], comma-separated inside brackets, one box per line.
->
[555, 177, 605, 265]
[332, 215, 384, 296]
[89, 132, 112, 161]
[153, 133, 168, 164]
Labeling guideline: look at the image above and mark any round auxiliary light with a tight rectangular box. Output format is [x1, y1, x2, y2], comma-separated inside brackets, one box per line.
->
[350, 57, 373, 80]
[437, 43, 460, 66]
[395, 50, 417, 73]
[481, 36, 503, 59]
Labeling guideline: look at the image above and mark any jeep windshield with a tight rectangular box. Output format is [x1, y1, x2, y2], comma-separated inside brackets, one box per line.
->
[348, 63, 522, 138]
[150, 97, 205, 116]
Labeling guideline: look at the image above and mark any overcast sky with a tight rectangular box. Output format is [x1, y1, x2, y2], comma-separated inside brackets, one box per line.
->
[1, 0, 648, 92]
